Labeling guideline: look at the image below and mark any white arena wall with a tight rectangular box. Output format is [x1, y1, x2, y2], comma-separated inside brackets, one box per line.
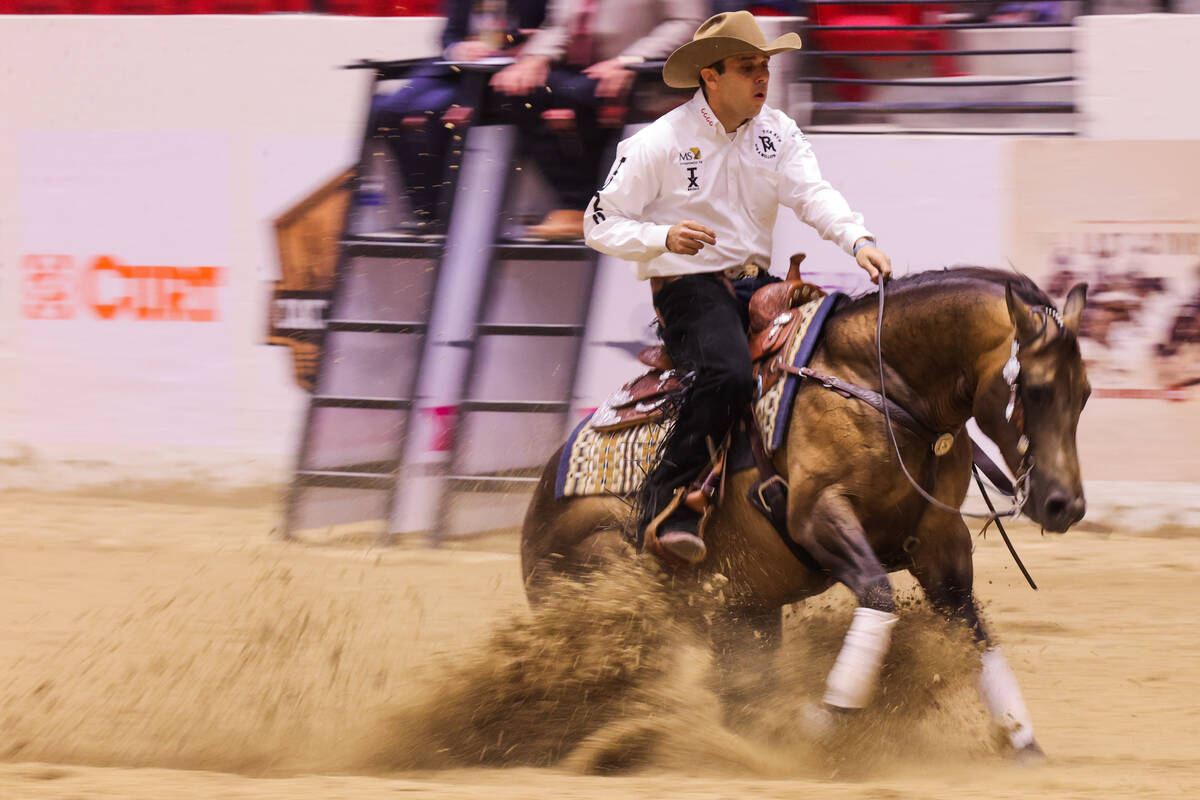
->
[0, 15, 441, 489]
[1, 14, 1197, 529]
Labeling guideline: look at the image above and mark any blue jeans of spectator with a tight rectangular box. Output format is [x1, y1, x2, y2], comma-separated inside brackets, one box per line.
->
[370, 61, 467, 223]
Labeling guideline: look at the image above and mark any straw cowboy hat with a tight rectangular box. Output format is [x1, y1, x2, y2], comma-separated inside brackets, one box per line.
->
[662, 11, 803, 89]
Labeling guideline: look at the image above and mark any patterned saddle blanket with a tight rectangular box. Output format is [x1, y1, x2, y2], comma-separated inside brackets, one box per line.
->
[556, 286, 842, 499]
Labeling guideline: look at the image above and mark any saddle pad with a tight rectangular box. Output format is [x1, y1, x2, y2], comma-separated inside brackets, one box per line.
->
[755, 292, 842, 452]
[555, 291, 841, 499]
[556, 413, 670, 498]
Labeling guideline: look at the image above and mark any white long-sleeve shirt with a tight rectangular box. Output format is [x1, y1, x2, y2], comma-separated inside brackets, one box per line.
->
[584, 89, 874, 280]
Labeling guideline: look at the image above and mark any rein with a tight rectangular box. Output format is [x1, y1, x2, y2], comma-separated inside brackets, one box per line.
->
[872, 281, 1039, 590]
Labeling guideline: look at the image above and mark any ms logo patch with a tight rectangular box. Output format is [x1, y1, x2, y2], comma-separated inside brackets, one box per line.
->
[677, 147, 702, 191]
[754, 127, 782, 160]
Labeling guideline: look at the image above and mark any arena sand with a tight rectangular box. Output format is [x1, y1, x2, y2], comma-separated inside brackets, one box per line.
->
[0, 487, 1197, 798]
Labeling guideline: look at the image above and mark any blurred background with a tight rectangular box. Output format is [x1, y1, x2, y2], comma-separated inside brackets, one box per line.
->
[1, 0, 1197, 543]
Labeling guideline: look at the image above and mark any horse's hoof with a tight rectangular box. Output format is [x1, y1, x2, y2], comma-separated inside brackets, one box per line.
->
[798, 702, 838, 741]
[1013, 739, 1047, 765]
[658, 531, 707, 564]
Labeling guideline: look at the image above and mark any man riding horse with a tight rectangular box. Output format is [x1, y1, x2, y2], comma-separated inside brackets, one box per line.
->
[584, 11, 893, 565]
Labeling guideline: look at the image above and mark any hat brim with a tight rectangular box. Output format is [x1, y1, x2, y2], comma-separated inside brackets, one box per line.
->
[662, 33, 802, 89]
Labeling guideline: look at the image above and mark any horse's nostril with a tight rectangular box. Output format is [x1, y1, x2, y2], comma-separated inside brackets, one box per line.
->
[1044, 493, 1069, 519]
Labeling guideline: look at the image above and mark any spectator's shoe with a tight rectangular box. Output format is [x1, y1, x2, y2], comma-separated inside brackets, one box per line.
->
[525, 209, 585, 241]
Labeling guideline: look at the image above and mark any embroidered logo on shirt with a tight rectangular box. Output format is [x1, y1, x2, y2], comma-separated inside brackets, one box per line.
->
[676, 147, 702, 191]
[754, 127, 782, 160]
[700, 107, 716, 128]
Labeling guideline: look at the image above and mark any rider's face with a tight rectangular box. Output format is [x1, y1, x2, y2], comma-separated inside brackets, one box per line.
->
[703, 53, 771, 127]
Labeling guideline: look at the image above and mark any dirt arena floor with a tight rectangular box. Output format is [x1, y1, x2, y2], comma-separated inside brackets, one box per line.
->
[1, 487, 1197, 799]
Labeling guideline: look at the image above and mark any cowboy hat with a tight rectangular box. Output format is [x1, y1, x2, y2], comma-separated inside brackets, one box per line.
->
[663, 11, 802, 89]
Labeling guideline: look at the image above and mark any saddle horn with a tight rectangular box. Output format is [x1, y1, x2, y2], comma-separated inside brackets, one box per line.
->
[787, 253, 806, 282]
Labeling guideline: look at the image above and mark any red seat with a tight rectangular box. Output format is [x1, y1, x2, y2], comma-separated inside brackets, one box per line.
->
[810, 3, 956, 99]
[812, 3, 956, 77]
[90, 0, 185, 12]
[1, 0, 88, 11]
[322, 0, 387, 14]
[182, 0, 304, 11]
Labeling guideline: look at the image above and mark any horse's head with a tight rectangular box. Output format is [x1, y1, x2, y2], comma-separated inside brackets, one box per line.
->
[980, 283, 1090, 533]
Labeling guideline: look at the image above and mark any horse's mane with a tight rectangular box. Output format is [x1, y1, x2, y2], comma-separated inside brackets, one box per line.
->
[834, 266, 1056, 315]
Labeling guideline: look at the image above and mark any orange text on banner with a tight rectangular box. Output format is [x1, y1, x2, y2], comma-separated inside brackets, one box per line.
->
[81, 256, 223, 321]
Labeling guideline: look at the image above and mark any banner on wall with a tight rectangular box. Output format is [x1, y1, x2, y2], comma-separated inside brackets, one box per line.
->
[1009, 140, 1200, 400]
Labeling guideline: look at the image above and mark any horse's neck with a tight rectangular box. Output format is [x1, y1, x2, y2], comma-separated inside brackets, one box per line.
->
[835, 287, 1012, 432]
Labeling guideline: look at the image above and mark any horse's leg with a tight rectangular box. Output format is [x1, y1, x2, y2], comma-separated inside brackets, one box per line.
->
[908, 514, 1042, 757]
[710, 606, 782, 726]
[520, 449, 633, 606]
[791, 489, 898, 713]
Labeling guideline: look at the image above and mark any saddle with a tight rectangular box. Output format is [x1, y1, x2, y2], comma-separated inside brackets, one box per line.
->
[587, 254, 823, 564]
[590, 254, 823, 433]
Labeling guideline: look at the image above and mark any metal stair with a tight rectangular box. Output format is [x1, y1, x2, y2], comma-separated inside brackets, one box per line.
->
[282, 61, 468, 543]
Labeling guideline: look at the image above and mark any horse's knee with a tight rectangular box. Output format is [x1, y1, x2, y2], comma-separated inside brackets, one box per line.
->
[792, 490, 893, 612]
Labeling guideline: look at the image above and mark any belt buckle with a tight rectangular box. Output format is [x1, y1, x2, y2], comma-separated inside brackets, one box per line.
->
[723, 263, 760, 281]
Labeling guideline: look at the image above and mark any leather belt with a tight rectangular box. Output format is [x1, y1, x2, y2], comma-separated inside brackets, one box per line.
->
[649, 262, 762, 296]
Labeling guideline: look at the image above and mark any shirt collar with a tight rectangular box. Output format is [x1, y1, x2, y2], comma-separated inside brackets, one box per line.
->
[688, 89, 758, 140]
[689, 89, 728, 141]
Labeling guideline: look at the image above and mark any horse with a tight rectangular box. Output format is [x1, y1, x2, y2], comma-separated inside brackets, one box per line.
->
[520, 267, 1090, 758]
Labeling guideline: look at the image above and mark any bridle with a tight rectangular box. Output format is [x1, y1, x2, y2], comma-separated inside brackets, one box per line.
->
[873, 281, 1063, 590]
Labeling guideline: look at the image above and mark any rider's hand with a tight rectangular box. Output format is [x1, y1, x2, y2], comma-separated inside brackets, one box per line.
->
[666, 221, 716, 256]
[583, 58, 635, 99]
[490, 55, 551, 95]
[445, 39, 497, 63]
[854, 240, 892, 284]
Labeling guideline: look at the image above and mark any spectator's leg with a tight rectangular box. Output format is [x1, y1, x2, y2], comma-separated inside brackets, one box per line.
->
[370, 63, 461, 228]
[516, 68, 615, 239]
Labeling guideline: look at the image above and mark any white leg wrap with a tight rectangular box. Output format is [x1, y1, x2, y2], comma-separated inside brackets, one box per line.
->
[822, 607, 898, 710]
[979, 647, 1035, 750]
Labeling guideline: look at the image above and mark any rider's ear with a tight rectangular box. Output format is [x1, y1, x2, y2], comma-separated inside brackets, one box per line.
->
[1061, 282, 1088, 335]
[1006, 283, 1042, 344]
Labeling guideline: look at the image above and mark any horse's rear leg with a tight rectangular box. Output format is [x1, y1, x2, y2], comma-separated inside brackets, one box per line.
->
[909, 514, 1042, 758]
[790, 489, 898, 712]
[711, 606, 782, 727]
[520, 454, 633, 605]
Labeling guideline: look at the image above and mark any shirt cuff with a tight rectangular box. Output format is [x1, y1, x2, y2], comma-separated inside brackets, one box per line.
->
[845, 229, 874, 255]
[647, 224, 672, 255]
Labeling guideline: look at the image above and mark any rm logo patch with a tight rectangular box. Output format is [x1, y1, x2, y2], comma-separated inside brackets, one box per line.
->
[754, 127, 782, 160]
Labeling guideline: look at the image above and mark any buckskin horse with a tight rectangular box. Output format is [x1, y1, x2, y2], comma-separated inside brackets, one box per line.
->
[520, 267, 1090, 758]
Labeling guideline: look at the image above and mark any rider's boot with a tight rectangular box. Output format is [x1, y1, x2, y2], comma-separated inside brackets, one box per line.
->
[645, 488, 707, 565]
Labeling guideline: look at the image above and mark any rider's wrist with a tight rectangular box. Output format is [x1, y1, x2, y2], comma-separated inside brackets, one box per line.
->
[853, 238, 875, 256]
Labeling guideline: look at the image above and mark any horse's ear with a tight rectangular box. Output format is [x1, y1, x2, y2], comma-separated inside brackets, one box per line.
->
[1006, 282, 1041, 343]
[1061, 282, 1088, 335]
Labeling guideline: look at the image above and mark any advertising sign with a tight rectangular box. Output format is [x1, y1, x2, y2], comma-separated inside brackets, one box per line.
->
[267, 167, 353, 391]
[1010, 140, 1200, 400]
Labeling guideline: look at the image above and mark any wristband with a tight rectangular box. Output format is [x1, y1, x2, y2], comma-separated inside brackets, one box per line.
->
[853, 239, 874, 256]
